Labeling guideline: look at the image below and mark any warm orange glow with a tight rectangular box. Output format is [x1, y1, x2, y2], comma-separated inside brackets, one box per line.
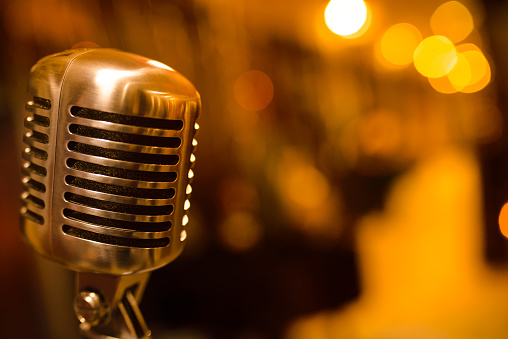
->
[428, 75, 459, 94]
[499, 203, 508, 239]
[324, 0, 369, 38]
[430, 1, 474, 43]
[234, 70, 274, 111]
[283, 163, 330, 210]
[414, 35, 457, 78]
[379, 23, 422, 67]
[218, 211, 263, 252]
[359, 110, 403, 157]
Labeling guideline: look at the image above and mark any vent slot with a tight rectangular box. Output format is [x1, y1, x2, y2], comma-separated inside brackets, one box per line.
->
[66, 159, 177, 182]
[27, 147, 48, 160]
[69, 124, 181, 147]
[24, 178, 46, 193]
[62, 225, 170, 248]
[65, 176, 175, 199]
[63, 209, 171, 232]
[21, 208, 44, 224]
[67, 142, 179, 165]
[26, 163, 47, 177]
[32, 114, 50, 127]
[33, 96, 51, 110]
[64, 193, 173, 215]
[70, 106, 184, 130]
[24, 194, 45, 209]
[29, 130, 49, 144]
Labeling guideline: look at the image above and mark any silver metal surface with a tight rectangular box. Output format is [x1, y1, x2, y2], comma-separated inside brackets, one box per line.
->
[20, 48, 200, 275]
[20, 48, 200, 338]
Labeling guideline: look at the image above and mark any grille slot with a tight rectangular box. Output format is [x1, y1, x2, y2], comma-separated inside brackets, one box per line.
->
[27, 147, 48, 160]
[28, 130, 49, 144]
[62, 225, 170, 248]
[64, 193, 173, 215]
[67, 142, 179, 165]
[22, 208, 44, 224]
[33, 96, 51, 110]
[24, 194, 45, 209]
[70, 106, 184, 130]
[63, 209, 171, 232]
[65, 176, 175, 199]
[66, 159, 177, 182]
[25, 162, 47, 177]
[24, 178, 46, 193]
[32, 114, 50, 127]
[69, 125, 181, 148]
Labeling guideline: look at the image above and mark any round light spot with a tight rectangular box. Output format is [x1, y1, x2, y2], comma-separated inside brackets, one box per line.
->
[234, 70, 274, 111]
[379, 23, 422, 66]
[431, 1, 474, 43]
[414, 35, 457, 78]
[324, 0, 369, 37]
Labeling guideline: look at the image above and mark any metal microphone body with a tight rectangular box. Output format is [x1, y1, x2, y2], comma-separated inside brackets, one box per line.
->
[21, 48, 200, 338]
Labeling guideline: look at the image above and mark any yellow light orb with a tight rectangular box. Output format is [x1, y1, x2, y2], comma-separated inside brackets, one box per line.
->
[324, 0, 368, 37]
[431, 1, 474, 43]
[414, 35, 457, 78]
[447, 53, 471, 90]
[379, 23, 422, 67]
[455, 44, 491, 93]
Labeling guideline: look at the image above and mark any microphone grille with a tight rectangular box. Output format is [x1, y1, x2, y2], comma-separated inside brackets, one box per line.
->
[61, 105, 197, 247]
[20, 48, 200, 274]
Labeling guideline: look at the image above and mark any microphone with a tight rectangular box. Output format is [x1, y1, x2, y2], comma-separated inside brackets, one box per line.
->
[20, 48, 200, 338]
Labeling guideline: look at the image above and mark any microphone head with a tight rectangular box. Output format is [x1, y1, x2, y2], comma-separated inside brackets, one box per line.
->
[21, 48, 200, 275]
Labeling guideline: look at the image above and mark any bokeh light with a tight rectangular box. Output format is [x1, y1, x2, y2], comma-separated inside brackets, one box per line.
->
[414, 35, 457, 78]
[379, 23, 422, 67]
[456, 44, 491, 93]
[233, 70, 274, 111]
[324, 0, 369, 37]
[431, 1, 474, 43]
[428, 74, 460, 94]
[447, 53, 471, 90]
[218, 211, 263, 252]
[428, 43, 491, 94]
[499, 203, 508, 239]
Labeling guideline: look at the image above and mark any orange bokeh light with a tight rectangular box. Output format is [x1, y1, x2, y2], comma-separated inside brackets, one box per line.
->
[234, 70, 274, 111]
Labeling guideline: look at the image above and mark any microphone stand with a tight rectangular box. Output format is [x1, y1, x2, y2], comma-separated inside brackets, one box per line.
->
[74, 272, 152, 339]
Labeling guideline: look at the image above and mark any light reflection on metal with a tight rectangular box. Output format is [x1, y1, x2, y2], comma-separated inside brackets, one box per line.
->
[147, 60, 175, 71]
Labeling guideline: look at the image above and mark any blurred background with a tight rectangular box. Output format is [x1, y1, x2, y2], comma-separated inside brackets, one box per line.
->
[3, 0, 508, 338]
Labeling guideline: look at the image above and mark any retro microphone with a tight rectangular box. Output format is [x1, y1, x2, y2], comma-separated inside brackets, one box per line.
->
[20, 48, 200, 338]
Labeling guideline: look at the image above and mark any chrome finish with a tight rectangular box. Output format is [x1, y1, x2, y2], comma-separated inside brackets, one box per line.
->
[20, 48, 200, 275]
[20, 48, 200, 338]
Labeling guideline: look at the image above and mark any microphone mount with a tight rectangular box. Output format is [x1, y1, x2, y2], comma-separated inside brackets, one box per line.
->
[74, 272, 151, 339]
